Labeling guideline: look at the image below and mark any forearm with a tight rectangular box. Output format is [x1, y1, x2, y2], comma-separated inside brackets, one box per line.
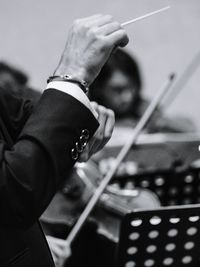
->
[0, 89, 99, 229]
[0, 13, 128, 229]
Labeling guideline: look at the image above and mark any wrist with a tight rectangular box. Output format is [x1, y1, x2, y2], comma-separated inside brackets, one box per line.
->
[47, 74, 89, 94]
[54, 65, 90, 86]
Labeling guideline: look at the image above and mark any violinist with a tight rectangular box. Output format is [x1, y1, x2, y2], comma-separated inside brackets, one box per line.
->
[61, 49, 197, 267]
[90, 48, 196, 133]
[0, 14, 128, 267]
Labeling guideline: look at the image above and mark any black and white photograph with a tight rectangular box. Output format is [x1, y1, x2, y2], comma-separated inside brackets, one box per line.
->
[0, 0, 200, 266]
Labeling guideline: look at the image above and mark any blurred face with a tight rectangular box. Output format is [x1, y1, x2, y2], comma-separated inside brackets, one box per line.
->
[102, 70, 138, 116]
[0, 72, 20, 93]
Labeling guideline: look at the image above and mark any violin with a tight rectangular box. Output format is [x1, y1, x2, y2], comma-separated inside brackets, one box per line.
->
[41, 130, 200, 244]
[41, 159, 160, 243]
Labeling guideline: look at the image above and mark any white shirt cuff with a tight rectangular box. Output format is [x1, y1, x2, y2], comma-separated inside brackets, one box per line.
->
[46, 81, 98, 119]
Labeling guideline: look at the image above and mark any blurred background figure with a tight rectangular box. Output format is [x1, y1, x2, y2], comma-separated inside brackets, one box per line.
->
[89, 49, 196, 133]
[0, 61, 40, 106]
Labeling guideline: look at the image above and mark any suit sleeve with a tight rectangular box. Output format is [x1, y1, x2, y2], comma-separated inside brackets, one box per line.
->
[0, 88, 99, 229]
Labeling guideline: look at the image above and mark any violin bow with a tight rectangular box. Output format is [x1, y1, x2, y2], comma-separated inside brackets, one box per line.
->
[56, 73, 175, 267]
[162, 49, 200, 110]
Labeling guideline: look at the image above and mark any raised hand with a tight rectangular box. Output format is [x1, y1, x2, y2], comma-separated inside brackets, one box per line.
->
[54, 14, 129, 86]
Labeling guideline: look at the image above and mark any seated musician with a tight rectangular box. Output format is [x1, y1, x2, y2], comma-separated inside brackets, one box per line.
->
[41, 50, 196, 267]
[89, 48, 196, 133]
[42, 50, 197, 267]
[70, 48, 196, 267]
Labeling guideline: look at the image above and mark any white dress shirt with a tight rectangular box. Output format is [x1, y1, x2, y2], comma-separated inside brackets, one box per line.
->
[46, 81, 98, 118]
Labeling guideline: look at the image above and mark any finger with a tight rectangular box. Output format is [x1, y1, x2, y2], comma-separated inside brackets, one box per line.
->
[90, 101, 99, 115]
[98, 109, 115, 150]
[85, 14, 114, 27]
[104, 109, 115, 138]
[90, 105, 108, 153]
[105, 29, 129, 47]
[74, 14, 102, 27]
[94, 109, 115, 152]
[78, 145, 90, 162]
[97, 105, 108, 133]
[61, 244, 72, 259]
[76, 14, 113, 30]
[50, 244, 65, 258]
[90, 106, 112, 154]
[97, 21, 122, 36]
[81, 14, 102, 21]
[86, 136, 98, 158]
[51, 252, 58, 263]
[47, 236, 67, 248]
[52, 243, 71, 262]
[53, 239, 68, 247]
[80, 103, 114, 160]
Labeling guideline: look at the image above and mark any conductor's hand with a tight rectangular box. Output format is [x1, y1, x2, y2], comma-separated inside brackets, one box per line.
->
[79, 102, 115, 162]
[54, 14, 129, 85]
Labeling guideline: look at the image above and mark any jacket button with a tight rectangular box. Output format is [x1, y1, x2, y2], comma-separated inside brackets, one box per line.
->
[81, 129, 89, 140]
[79, 136, 87, 148]
[71, 148, 78, 160]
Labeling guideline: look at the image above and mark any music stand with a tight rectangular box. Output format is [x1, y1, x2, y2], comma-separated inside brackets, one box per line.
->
[116, 204, 200, 267]
[118, 167, 200, 206]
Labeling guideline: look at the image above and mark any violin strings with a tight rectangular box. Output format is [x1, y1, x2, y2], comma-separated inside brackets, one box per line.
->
[121, 6, 170, 27]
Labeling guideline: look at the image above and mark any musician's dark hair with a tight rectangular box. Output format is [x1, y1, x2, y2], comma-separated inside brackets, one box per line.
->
[89, 49, 143, 118]
[0, 61, 40, 105]
[0, 61, 28, 85]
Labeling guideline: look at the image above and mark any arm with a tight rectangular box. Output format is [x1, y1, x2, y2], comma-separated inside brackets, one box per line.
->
[0, 89, 98, 228]
[0, 14, 128, 229]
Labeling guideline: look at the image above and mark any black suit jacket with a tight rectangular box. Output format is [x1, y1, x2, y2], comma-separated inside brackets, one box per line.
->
[0, 86, 99, 267]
